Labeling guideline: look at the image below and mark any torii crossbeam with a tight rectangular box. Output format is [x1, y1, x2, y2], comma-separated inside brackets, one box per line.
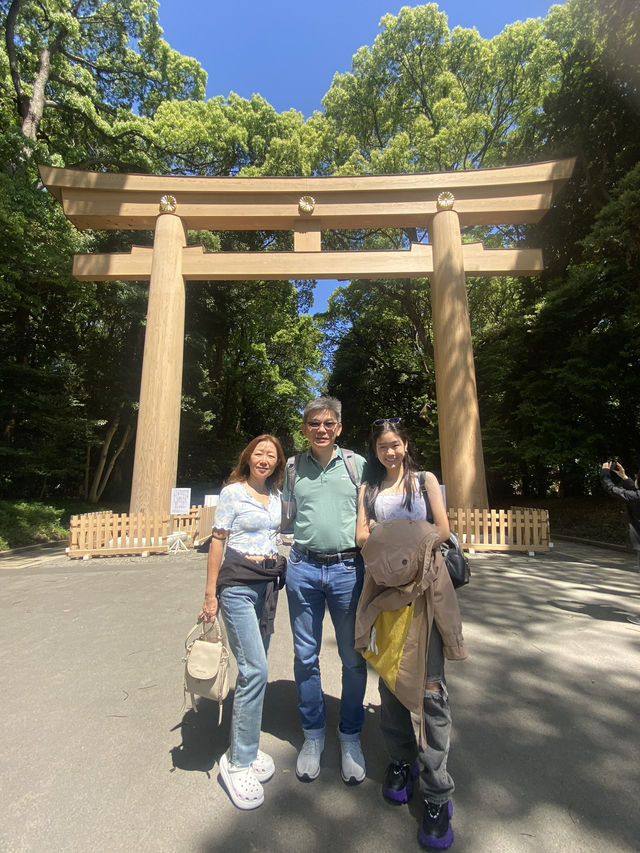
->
[40, 159, 574, 515]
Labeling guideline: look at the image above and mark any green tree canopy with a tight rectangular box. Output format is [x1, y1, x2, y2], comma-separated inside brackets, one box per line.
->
[321, 0, 640, 497]
[322, 3, 558, 173]
[2, 0, 206, 170]
[2, 0, 639, 505]
[0, 2, 323, 501]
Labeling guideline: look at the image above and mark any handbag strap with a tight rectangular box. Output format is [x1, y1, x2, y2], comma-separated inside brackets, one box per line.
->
[185, 617, 223, 651]
[418, 471, 434, 523]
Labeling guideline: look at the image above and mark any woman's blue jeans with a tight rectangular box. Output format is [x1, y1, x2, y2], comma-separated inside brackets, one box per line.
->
[219, 582, 270, 767]
[285, 547, 367, 738]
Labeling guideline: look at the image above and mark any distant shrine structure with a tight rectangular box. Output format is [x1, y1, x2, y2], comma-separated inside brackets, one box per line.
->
[40, 159, 575, 515]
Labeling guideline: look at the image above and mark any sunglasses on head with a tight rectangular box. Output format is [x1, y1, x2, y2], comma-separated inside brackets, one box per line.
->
[373, 417, 402, 426]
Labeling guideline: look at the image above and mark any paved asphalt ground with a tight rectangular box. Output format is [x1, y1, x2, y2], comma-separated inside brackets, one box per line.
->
[1, 539, 639, 853]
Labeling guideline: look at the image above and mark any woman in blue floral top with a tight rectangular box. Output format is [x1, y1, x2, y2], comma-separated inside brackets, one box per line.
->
[199, 434, 286, 810]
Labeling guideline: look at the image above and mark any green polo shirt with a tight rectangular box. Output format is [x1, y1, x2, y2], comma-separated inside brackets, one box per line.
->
[283, 445, 365, 553]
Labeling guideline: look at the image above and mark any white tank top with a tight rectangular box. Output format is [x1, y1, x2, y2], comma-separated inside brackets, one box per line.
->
[374, 475, 428, 522]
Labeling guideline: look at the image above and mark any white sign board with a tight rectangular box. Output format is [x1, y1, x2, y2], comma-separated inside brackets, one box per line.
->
[170, 488, 191, 515]
[204, 494, 219, 507]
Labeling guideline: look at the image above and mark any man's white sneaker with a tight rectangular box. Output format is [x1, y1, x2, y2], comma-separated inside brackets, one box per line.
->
[340, 739, 366, 785]
[296, 736, 324, 781]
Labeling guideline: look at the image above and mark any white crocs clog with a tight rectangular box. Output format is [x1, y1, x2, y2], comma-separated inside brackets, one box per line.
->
[219, 752, 264, 810]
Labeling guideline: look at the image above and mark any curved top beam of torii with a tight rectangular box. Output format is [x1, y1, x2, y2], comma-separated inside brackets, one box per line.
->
[40, 158, 575, 284]
[39, 158, 575, 515]
[40, 158, 574, 231]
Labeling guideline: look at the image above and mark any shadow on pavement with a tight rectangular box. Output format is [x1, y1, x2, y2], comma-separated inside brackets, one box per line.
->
[449, 548, 640, 852]
[2, 541, 640, 852]
[170, 699, 232, 775]
[549, 599, 640, 622]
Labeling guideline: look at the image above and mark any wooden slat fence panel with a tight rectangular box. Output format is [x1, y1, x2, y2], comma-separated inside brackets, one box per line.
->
[171, 508, 198, 538]
[69, 504, 550, 558]
[68, 510, 171, 558]
[68, 506, 220, 557]
[447, 507, 549, 552]
[193, 505, 216, 546]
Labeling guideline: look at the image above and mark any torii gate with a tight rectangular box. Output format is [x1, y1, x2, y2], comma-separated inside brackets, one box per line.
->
[40, 159, 574, 515]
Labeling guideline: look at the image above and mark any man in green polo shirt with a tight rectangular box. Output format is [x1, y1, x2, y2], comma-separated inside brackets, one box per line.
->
[283, 396, 368, 785]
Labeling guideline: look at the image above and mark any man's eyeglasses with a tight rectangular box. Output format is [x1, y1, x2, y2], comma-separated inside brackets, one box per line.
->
[306, 419, 339, 430]
[373, 417, 402, 426]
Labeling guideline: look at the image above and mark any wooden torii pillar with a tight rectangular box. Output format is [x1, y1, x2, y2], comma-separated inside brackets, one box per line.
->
[431, 194, 487, 507]
[40, 159, 574, 514]
[130, 204, 186, 514]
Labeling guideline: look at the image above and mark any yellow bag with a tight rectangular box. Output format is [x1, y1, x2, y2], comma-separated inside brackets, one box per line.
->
[362, 602, 415, 692]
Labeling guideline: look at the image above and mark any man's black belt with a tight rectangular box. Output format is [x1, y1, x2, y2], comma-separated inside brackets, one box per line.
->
[292, 543, 359, 565]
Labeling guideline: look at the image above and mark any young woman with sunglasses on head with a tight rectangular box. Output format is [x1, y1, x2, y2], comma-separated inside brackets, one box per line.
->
[355, 418, 466, 851]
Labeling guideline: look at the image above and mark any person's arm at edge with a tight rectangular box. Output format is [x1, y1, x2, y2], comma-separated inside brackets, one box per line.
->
[610, 460, 637, 488]
[600, 462, 640, 502]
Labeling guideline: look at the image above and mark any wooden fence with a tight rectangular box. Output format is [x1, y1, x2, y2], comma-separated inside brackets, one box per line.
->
[68, 505, 216, 558]
[68, 504, 549, 559]
[448, 507, 550, 553]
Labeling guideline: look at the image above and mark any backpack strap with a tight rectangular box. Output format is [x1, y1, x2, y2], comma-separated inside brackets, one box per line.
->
[286, 454, 300, 495]
[341, 448, 362, 488]
[284, 454, 300, 522]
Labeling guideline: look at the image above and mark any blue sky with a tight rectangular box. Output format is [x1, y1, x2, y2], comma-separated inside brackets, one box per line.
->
[156, 0, 559, 310]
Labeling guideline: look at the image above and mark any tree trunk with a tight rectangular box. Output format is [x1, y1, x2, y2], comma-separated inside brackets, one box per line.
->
[5, 1, 28, 120]
[93, 424, 133, 503]
[81, 444, 91, 499]
[21, 46, 52, 140]
[6, 0, 60, 153]
[88, 416, 120, 503]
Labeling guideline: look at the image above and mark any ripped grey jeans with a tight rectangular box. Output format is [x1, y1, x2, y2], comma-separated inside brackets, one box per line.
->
[378, 626, 454, 805]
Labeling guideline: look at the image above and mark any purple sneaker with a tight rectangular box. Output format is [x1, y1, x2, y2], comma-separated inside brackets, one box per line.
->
[418, 799, 454, 849]
[382, 760, 419, 804]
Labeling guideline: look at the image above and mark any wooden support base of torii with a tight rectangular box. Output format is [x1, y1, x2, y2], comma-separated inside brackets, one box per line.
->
[40, 159, 574, 515]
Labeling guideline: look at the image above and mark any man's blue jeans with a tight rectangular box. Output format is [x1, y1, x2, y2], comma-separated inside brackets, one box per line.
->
[286, 547, 367, 739]
[219, 582, 270, 767]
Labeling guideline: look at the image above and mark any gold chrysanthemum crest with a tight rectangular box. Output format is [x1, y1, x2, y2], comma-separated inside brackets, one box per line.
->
[436, 191, 455, 211]
[159, 194, 177, 213]
[298, 195, 316, 215]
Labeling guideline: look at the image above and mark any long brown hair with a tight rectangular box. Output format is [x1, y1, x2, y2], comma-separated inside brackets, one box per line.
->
[225, 434, 286, 493]
[364, 420, 419, 520]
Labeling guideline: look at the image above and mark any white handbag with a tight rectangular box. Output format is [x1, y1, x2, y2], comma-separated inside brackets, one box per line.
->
[184, 618, 230, 723]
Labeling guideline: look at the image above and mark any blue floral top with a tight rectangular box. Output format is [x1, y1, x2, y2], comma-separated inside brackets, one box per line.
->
[213, 481, 280, 556]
